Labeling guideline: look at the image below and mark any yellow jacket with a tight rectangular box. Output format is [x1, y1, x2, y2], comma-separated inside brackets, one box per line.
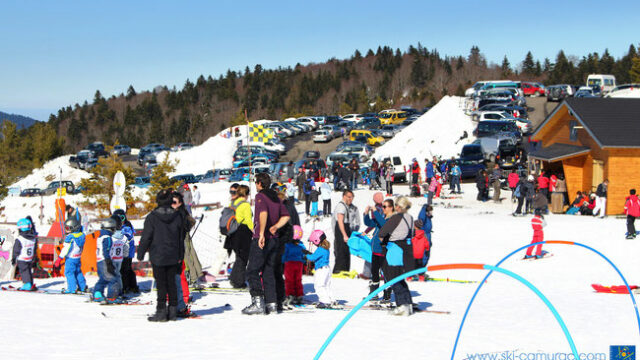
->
[233, 197, 253, 230]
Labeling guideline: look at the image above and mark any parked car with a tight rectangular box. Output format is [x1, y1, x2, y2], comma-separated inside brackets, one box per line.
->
[546, 84, 574, 102]
[42, 181, 75, 196]
[304, 150, 321, 159]
[138, 143, 167, 165]
[171, 174, 197, 184]
[321, 125, 341, 139]
[268, 162, 290, 182]
[380, 156, 406, 183]
[586, 74, 616, 94]
[86, 142, 109, 158]
[233, 145, 278, 162]
[522, 82, 545, 97]
[325, 153, 352, 168]
[379, 111, 408, 125]
[313, 130, 332, 143]
[20, 188, 41, 197]
[232, 154, 273, 168]
[355, 117, 381, 129]
[341, 114, 362, 123]
[478, 136, 518, 165]
[574, 86, 599, 98]
[349, 129, 384, 146]
[473, 120, 521, 141]
[134, 176, 151, 188]
[336, 141, 374, 154]
[332, 145, 369, 163]
[242, 140, 286, 154]
[296, 117, 319, 130]
[112, 144, 131, 156]
[460, 144, 484, 162]
[379, 125, 399, 138]
[172, 142, 194, 151]
[229, 167, 250, 182]
[69, 150, 98, 170]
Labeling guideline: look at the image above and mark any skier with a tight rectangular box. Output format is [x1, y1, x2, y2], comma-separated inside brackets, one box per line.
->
[306, 230, 335, 308]
[524, 209, 547, 259]
[54, 217, 87, 293]
[93, 216, 122, 302]
[320, 178, 332, 217]
[303, 174, 315, 217]
[624, 189, 640, 239]
[450, 161, 461, 194]
[416, 204, 434, 277]
[114, 209, 139, 294]
[309, 185, 320, 221]
[12, 217, 38, 291]
[410, 158, 420, 185]
[282, 225, 305, 307]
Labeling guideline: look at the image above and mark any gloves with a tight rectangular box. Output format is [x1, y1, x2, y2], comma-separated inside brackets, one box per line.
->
[106, 259, 116, 275]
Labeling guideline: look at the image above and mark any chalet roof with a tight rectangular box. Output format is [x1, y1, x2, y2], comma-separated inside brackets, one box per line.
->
[533, 98, 640, 148]
[528, 143, 590, 162]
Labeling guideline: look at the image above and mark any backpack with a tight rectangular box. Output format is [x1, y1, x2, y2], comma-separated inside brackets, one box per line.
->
[303, 180, 312, 194]
[219, 200, 247, 236]
[514, 184, 521, 198]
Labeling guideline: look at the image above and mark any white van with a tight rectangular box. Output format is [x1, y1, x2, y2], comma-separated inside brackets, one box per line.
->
[587, 74, 616, 94]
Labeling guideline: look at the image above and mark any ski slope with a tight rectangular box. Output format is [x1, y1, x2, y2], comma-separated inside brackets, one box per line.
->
[1, 183, 638, 359]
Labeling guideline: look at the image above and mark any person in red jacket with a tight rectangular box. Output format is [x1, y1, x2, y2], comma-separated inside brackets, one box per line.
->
[507, 171, 520, 201]
[537, 171, 550, 200]
[624, 189, 640, 239]
[524, 209, 546, 259]
[410, 158, 420, 185]
[549, 174, 558, 193]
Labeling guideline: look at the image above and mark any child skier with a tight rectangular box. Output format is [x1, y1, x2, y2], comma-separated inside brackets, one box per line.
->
[525, 209, 547, 259]
[93, 216, 121, 302]
[114, 209, 139, 294]
[624, 189, 640, 239]
[309, 185, 320, 220]
[54, 217, 87, 293]
[320, 178, 332, 217]
[12, 217, 38, 291]
[306, 230, 335, 308]
[282, 225, 305, 307]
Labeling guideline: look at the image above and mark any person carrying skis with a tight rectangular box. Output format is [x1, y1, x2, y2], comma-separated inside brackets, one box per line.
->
[624, 189, 640, 239]
[12, 216, 38, 291]
[54, 217, 87, 293]
[524, 209, 546, 259]
[306, 229, 335, 308]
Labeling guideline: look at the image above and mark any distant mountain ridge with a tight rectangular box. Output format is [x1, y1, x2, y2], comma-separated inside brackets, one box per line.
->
[0, 111, 39, 129]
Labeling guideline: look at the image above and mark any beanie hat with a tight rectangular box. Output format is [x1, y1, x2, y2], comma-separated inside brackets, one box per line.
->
[156, 189, 173, 207]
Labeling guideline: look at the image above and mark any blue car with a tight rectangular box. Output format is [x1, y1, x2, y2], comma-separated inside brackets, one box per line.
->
[229, 167, 250, 182]
[233, 154, 272, 168]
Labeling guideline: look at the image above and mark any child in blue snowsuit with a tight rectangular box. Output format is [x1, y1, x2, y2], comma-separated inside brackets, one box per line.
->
[12, 217, 38, 291]
[93, 218, 119, 301]
[55, 218, 87, 293]
[282, 240, 306, 305]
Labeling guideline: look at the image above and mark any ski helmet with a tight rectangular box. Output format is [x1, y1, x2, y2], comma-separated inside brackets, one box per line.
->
[292, 225, 303, 240]
[100, 217, 117, 231]
[110, 214, 122, 230]
[309, 229, 326, 246]
[64, 217, 81, 233]
[113, 208, 127, 223]
[17, 217, 33, 232]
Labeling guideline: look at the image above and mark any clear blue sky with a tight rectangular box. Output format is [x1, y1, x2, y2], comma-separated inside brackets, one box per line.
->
[1, 0, 638, 121]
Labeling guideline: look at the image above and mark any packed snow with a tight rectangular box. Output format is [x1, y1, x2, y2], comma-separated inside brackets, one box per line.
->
[374, 96, 476, 164]
[11, 155, 92, 190]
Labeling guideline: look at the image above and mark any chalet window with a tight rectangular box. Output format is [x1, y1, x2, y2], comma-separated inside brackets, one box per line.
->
[569, 120, 578, 142]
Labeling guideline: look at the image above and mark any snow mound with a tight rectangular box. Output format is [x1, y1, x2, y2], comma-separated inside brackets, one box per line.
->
[11, 155, 92, 190]
[374, 96, 476, 164]
[164, 120, 272, 176]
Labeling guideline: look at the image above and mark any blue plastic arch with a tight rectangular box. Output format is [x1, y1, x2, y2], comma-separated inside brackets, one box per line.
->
[451, 240, 640, 360]
[313, 263, 578, 360]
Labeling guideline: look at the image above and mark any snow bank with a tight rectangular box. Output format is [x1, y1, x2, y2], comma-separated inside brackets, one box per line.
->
[374, 96, 476, 164]
[163, 120, 272, 176]
[11, 155, 92, 190]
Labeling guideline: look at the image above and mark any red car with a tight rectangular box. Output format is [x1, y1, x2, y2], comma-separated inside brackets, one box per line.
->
[522, 82, 545, 97]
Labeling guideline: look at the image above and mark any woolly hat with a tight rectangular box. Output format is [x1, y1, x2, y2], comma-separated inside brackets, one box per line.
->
[156, 189, 173, 207]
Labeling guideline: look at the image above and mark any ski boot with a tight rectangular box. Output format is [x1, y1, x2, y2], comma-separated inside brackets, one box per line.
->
[19, 283, 36, 291]
[177, 306, 192, 318]
[368, 281, 380, 302]
[265, 302, 279, 315]
[316, 302, 330, 309]
[241, 296, 265, 315]
[389, 304, 413, 316]
[535, 254, 544, 259]
[168, 306, 178, 321]
[283, 295, 294, 309]
[294, 296, 304, 305]
[91, 291, 105, 302]
[148, 306, 168, 322]
[523, 255, 534, 260]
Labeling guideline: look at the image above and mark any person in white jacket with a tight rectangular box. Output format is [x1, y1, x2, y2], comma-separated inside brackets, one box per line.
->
[320, 178, 332, 217]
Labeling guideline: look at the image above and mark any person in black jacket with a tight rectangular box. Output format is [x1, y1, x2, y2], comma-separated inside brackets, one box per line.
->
[137, 189, 185, 322]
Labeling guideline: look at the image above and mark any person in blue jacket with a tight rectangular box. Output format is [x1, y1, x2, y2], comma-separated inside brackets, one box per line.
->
[425, 158, 435, 185]
[12, 216, 38, 291]
[93, 216, 120, 302]
[54, 217, 87, 293]
[417, 204, 434, 270]
[114, 209, 139, 294]
[362, 193, 392, 302]
[306, 230, 334, 308]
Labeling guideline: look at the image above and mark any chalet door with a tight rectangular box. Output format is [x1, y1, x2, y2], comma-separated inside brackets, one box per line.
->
[592, 159, 604, 192]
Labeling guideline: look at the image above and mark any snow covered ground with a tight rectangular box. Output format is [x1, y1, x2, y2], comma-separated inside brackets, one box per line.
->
[1, 183, 639, 359]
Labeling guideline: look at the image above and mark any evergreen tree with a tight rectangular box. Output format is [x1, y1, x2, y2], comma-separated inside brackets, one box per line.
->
[522, 51, 536, 75]
[411, 57, 426, 87]
[366, 49, 374, 57]
[353, 49, 362, 59]
[630, 55, 640, 83]
[598, 49, 615, 74]
[534, 61, 542, 76]
[501, 56, 512, 77]
[126, 85, 136, 100]
[93, 90, 105, 105]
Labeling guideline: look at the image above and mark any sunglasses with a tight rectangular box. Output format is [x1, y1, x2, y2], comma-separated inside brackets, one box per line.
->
[229, 190, 237, 195]
[382, 205, 390, 209]
[172, 200, 180, 205]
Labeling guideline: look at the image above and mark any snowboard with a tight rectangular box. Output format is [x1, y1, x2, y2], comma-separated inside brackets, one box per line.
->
[591, 284, 639, 294]
[0, 228, 16, 281]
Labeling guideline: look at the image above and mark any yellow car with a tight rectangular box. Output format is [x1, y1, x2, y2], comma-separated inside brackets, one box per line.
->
[349, 130, 385, 146]
[379, 111, 408, 125]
